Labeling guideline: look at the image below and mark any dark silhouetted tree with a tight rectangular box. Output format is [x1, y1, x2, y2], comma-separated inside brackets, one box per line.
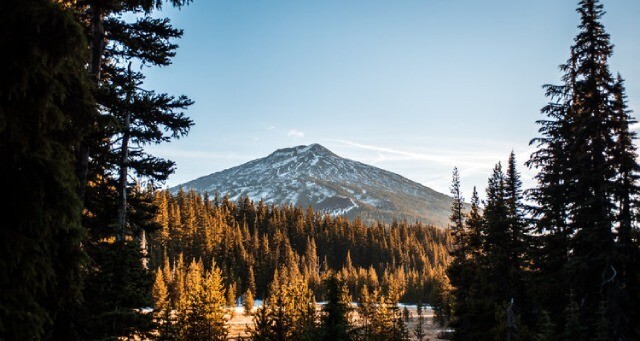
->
[320, 275, 353, 341]
[528, 1, 640, 338]
[0, 0, 93, 338]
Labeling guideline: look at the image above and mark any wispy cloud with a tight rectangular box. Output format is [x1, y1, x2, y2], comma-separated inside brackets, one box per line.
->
[325, 139, 539, 195]
[288, 129, 304, 138]
[328, 139, 530, 169]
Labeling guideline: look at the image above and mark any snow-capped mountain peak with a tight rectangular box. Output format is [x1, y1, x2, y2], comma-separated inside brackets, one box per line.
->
[173, 144, 454, 226]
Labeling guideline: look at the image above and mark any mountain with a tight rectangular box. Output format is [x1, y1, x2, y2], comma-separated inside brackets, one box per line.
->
[173, 144, 456, 227]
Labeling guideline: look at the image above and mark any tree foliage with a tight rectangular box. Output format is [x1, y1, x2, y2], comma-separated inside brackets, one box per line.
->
[527, 0, 640, 338]
[0, 0, 93, 338]
[147, 189, 453, 306]
[58, 0, 195, 337]
[448, 1, 640, 340]
[320, 275, 353, 341]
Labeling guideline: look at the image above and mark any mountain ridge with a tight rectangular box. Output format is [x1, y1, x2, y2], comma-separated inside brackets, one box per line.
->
[173, 144, 455, 227]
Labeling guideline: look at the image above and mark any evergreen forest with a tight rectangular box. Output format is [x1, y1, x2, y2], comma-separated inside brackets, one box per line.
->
[1, 0, 639, 340]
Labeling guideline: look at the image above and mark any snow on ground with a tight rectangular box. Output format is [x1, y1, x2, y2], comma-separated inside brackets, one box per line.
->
[225, 302, 450, 340]
[329, 198, 358, 216]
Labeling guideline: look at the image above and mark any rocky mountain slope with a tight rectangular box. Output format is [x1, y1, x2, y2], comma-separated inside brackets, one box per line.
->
[174, 144, 456, 227]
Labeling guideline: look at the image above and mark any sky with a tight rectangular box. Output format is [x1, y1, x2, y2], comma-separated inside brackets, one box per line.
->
[144, 0, 640, 199]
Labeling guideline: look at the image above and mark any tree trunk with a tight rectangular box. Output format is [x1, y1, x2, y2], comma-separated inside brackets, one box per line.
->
[116, 63, 133, 242]
[76, 3, 104, 202]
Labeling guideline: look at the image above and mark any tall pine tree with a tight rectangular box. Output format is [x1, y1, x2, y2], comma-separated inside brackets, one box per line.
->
[449, 157, 529, 340]
[66, 0, 194, 337]
[528, 0, 640, 338]
[0, 0, 94, 338]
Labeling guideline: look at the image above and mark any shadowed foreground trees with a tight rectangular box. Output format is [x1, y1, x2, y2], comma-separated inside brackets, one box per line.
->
[527, 0, 640, 338]
[63, 0, 194, 338]
[447, 154, 531, 341]
[448, 1, 640, 340]
[1, 0, 194, 338]
[0, 1, 93, 339]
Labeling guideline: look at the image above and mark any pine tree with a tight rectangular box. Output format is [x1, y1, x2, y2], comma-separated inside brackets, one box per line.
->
[565, 1, 617, 333]
[484, 163, 510, 298]
[60, 0, 195, 337]
[246, 265, 257, 297]
[153, 268, 178, 339]
[173, 254, 187, 314]
[528, 1, 640, 337]
[146, 189, 457, 337]
[153, 268, 170, 313]
[413, 302, 426, 341]
[182, 258, 206, 339]
[202, 262, 229, 340]
[447, 167, 469, 327]
[0, 1, 94, 338]
[320, 275, 353, 341]
[430, 268, 453, 326]
[181, 259, 228, 340]
[357, 286, 404, 341]
[249, 266, 317, 340]
[455, 165, 509, 341]
[480, 159, 530, 339]
[356, 285, 375, 339]
[505, 152, 526, 277]
[227, 282, 237, 308]
[286, 267, 318, 340]
[249, 305, 273, 341]
[504, 152, 531, 329]
[270, 294, 292, 341]
[448, 185, 485, 340]
[244, 290, 255, 316]
[382, 290, 406, 341]
[79, 242, 155, 339]
[305, 237, 320, 279]
[70, 0, 193, 203]
[450, 167, 466, 241]
[466, 187, 484, 261]
[450, 161, 526, 341]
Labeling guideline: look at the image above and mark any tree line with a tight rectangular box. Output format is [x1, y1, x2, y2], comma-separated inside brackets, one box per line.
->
[150, 234, 428, 341]
[149, 190, 452, 305]
[446, 1, 640, 340]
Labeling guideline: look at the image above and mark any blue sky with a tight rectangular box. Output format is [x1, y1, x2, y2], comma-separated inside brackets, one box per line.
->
[145, 0, 640, 198]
